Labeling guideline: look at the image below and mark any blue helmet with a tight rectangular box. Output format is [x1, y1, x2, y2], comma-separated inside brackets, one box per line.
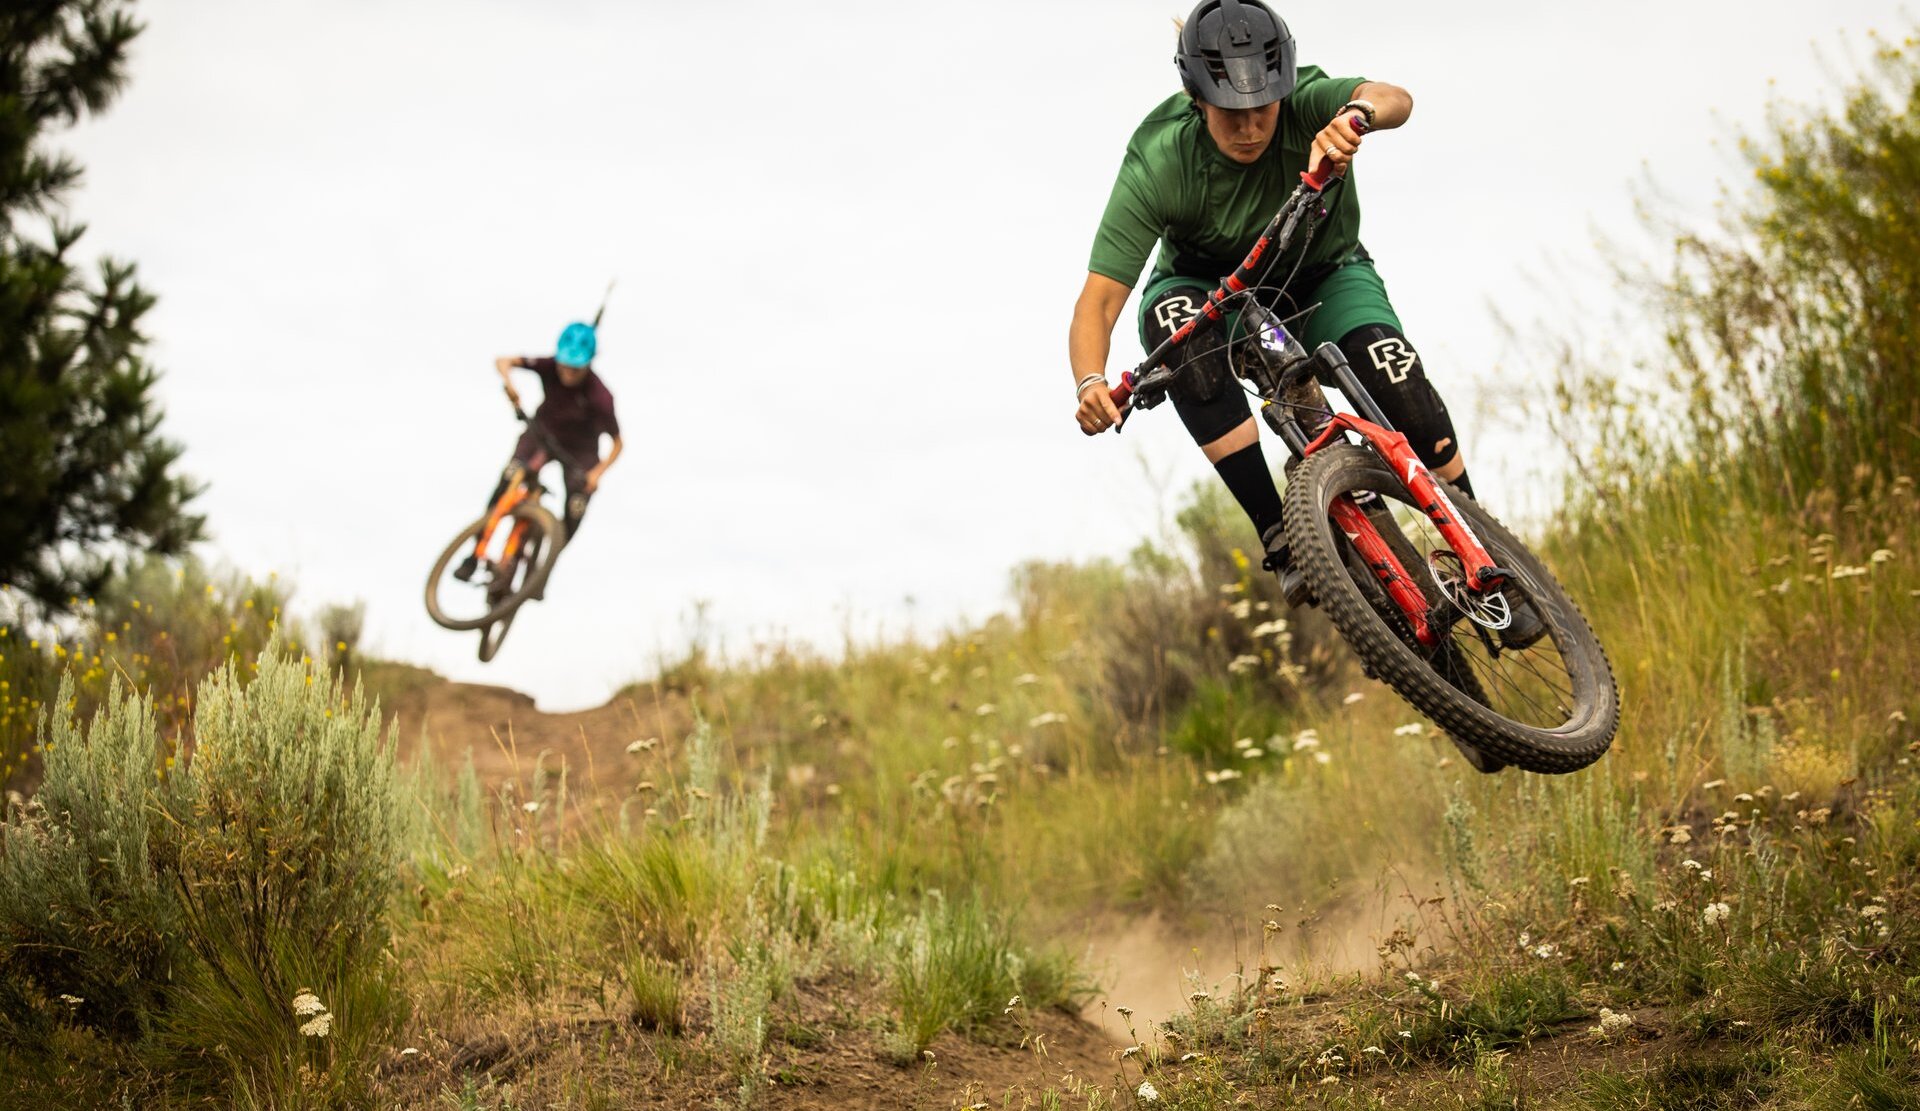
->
[555, 322, 597, 368]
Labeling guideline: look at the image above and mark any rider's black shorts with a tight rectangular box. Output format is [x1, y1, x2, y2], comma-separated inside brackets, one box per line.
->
[501, 432, 595, 535]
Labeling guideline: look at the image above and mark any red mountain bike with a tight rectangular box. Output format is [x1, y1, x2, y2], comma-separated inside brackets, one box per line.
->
[1109, 125, 1617, 774]
[423, 401, 571, 661]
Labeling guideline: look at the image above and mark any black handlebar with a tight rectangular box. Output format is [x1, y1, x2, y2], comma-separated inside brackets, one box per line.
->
[504, 388, 590, 473]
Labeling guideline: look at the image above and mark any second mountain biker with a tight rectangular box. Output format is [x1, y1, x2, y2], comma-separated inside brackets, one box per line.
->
[455, 320, 624, 588]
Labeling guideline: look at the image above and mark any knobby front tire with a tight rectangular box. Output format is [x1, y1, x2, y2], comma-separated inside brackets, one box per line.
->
[1283, 443, 1618, 774]
[423, 502, 564, 632]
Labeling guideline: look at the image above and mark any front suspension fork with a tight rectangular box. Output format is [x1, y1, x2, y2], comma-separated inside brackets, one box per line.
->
[1266, 343, 1510, 645]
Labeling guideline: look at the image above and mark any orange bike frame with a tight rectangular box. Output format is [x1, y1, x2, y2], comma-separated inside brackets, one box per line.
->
[473, 482, 533, 568]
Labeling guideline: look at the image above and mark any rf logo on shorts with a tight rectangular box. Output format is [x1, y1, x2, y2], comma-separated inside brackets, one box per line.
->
[1367, 336, 1419, 383]
[1153, 295, 1202, 334]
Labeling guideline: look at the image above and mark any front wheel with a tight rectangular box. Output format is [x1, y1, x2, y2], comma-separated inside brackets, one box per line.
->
[424, 502, 563, 632]
[1283, 443, 1618, 774]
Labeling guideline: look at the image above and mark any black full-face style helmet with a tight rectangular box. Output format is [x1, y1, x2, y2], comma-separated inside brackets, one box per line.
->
[1176, 0, 1297, 110]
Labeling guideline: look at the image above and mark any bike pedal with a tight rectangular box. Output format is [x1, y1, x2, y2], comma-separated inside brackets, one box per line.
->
[1448, 736, 1508, 775]
[452, 556, 479, 583]
[1500, 598, 1549, 650]
[1281, 566, 1314, 608]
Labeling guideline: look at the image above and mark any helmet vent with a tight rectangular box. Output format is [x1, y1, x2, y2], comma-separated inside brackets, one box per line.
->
[1198, 47, 1229, 84]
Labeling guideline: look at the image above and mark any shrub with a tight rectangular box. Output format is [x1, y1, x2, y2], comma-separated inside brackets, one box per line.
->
[0, 644, 405, 1105]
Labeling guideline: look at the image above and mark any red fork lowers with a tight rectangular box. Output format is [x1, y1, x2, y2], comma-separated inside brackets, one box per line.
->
[1330, 495, 1437, 646]
[1303, 414, 1505, 592]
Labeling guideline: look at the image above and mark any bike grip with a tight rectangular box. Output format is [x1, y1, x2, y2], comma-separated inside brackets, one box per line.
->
[1108, 371, 1134, 410]
[1300, 113, 1371, 192]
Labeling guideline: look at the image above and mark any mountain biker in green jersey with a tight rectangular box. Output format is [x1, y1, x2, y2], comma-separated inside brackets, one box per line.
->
[1070, 0, 1477, 601]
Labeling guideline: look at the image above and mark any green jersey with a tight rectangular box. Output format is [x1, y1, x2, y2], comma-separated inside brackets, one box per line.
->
[1089, 67, 1366, 290]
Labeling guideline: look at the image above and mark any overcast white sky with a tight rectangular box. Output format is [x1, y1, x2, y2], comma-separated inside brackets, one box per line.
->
[57, 0, 1907, 709]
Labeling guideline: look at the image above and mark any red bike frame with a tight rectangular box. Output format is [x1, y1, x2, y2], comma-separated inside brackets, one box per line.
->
[1103, 120, 1508, 648]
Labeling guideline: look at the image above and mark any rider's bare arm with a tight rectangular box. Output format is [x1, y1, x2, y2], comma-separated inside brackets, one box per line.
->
[586, 436, 622, 493]
[1310, 81, 1413, 175]
[495, 356, 525, 405]
[1350, 81, 1412, 129]
[1070, 272, 1131, 435]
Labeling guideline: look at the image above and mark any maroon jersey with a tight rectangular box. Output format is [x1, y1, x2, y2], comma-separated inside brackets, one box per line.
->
[522, 357, 619, 463]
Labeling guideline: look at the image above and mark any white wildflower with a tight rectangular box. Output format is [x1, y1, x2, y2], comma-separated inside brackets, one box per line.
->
[292, 991, 326, 1017]
[1204, 768, 1244, 785]
[1342, 691, 1364, 705]
[1179, 1052, 1201, 1062]
[1014, 673, 1040, 686]
[1228, 598, 1253, 619]
[624, 737, 658, 753]
[1227, 653, 1261, 674]
[1116, 1006, 1134, 1018]
[1533, 943, 1559, 959]
[1234, 736, 1254, 749]
[1703, 902, 1732, 926]
[1681, 859, 1703, 871]
[1669, 827, 1693, 845]
[1393, 722, 1424, 737]
[1313, 751, 1332, 765]
[1363, 1045, 1385, 1055]
[1240, 747, 1265, 759]
[975, 703, 996, 716]
[1121, 1045, 1141, 1059]
[1870, 549, 1895, 564]
[399, 1047, 420, 1057]
[521, 800, 540, 813]
[1251, 619, 1289, 638]
[1860, 905, 1887, 918]
[57, 994, 83, 1006]
[299, 1011, 333, 1038]
[1610, 962, 1626, 972]
[1136, 1080, 1160, 1103]
[1832, 564, 1869, 579]
[1189, 990, 1211, 1003]
[1028, 711, 1068, 727]
[1398, 1030, 1413, 1038]
[1701, 779, 1726, 790]
[1590, 1008, 1634, 1039]
[1293, 729, 1321, 749]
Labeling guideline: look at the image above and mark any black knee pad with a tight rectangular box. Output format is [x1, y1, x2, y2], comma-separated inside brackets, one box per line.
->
[1335, 324, 1462, 472]
[1143, 284, 1251, 446]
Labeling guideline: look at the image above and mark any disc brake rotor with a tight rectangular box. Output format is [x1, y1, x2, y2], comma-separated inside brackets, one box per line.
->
[1427, 550, 1512, 632]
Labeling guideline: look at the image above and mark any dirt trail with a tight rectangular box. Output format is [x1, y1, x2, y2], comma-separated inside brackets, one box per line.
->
[382, 676, 689, 802]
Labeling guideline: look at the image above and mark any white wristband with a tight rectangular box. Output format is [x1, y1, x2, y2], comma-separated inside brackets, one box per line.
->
[1075, 373, 1109, 399]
